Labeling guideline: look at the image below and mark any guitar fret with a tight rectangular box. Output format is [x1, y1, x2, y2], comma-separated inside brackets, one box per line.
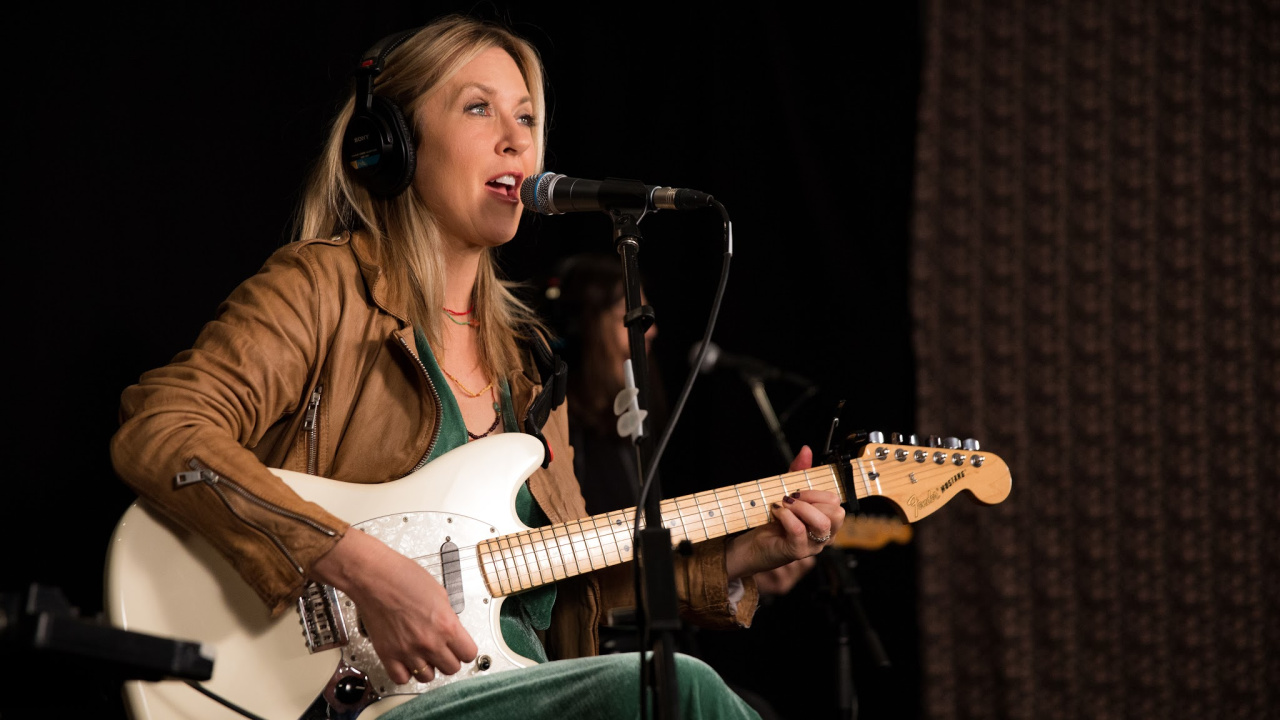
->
[575, 518, 599, 572]
[535, 525, 560, 579]
[555, 523, 584, 578]
[596, 516, 617, 566]
[492, 536, 514, 593]
[494, 537, 518, 594]
[694, 492, 711, 542]
[478, 541, 499, 595]
[731, 483, 750, 531]
[672, 496, 697, 542]
[659, 500, 687, 543]
[713, 488, 732, 537]
[614, 511, 635, 562]
[754, 477, 772, 523]
[609, 516, 625, 561]
[518, 529, 545, 589]
[549, 526, 572, 581]
[855, 459, 875, 497]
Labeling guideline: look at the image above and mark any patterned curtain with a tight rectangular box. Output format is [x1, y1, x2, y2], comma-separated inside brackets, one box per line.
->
[909, 1, 1279, 719]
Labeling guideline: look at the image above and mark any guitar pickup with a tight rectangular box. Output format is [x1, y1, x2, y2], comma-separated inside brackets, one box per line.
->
[441, 540, 465, 614]
[297, 581, 348, 652]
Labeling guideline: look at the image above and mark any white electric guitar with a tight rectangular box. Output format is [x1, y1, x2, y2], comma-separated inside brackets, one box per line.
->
[105, 432, 1010, 719]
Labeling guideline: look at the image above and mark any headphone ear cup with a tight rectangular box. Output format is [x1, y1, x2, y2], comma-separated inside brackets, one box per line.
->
[343, 95, 417, 197]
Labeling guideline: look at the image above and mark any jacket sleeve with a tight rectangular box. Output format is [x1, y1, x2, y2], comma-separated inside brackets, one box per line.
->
[110, 241, 352, 617]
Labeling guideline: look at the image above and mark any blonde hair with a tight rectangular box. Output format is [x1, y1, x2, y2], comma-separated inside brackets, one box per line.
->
[293, 14, 549, 378]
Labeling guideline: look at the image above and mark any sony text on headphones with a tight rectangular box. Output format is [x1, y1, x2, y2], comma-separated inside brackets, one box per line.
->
[342, 28, 422, 197]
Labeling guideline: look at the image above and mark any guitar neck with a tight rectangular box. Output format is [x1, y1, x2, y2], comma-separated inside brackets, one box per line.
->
[477, 438, 1009, 597]
[478, 463, 849, 597]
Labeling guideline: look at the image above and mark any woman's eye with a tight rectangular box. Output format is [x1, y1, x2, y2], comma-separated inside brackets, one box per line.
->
[465, 102, 491, 116]
[518, 113, 538, 127]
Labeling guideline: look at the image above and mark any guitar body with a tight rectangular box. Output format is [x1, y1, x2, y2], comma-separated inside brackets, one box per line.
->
[105, 433, 549, 720]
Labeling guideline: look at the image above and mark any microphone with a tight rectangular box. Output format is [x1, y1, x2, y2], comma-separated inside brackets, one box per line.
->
[689, 341, 815, 387]
[521, 172, 714, 215]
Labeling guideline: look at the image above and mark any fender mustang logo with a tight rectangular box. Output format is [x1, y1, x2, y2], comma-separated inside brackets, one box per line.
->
[906, 469, 966, 518]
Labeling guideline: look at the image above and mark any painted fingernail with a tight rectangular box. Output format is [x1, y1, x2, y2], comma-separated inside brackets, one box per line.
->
[772, 502, 781, 509]
[790, 491, 801, 498]
[783, 496, 796, 504]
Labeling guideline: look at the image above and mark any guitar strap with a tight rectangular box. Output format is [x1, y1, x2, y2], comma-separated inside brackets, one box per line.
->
[519, 328, 567, 469]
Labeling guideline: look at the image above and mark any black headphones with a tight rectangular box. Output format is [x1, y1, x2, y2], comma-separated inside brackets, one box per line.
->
[341, 28, 422, 197]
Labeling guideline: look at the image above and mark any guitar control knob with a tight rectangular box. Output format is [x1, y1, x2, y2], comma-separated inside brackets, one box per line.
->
[333, 675, 368, 704]
[963, 438, 980, 451]
[477, 655, 492, 671]
[943, 437, 961, 449]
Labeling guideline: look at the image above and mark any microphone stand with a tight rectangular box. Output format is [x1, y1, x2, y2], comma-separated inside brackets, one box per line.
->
[608, 196, 680, 720]
[741, 372, 795, 468]
[819, 548, 891, 720]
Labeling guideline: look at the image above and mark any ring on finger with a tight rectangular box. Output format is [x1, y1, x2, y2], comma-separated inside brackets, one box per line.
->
[807, 530, 833, 543]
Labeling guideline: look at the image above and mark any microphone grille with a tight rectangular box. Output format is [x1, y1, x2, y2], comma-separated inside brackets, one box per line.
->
[521, 172, 562, 214]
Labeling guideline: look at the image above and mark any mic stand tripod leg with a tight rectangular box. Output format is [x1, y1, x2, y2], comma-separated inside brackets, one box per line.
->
[820, 548, 891, 720]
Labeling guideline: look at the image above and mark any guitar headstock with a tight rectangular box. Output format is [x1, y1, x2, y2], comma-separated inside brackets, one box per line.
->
[832, 432, 1012, 523]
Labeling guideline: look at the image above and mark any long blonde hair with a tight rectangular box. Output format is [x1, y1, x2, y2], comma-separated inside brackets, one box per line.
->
[293, 14, 549, 378]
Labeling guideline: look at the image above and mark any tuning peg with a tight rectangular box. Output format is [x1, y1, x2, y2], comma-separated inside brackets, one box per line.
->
[942, 437, 961, 449]
[928, 435, 941, 447]
[890, 432, 904, 444]
[963, 438, 980, 451]
[868, 431, 885, 443]
[908, 433, 920, 446]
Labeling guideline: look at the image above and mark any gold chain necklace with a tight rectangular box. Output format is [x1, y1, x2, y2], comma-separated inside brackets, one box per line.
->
[441, 366, 493, 398]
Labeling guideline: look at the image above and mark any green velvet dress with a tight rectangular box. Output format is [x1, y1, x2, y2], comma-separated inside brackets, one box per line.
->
[379, 334, 761, 720]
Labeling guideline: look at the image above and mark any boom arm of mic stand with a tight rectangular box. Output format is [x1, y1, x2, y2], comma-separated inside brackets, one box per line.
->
[744, 375, 794, 466]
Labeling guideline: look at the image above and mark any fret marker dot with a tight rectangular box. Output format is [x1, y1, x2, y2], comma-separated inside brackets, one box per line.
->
[707, 511, 715, 517]
[615, 519, 623, 525]
[750, 500, 757, 506]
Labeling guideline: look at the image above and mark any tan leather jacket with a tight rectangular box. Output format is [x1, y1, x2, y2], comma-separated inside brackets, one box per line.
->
[110, 231, 757, 660]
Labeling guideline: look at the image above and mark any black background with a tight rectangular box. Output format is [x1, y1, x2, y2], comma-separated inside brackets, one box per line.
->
[8, 2, 923, 718]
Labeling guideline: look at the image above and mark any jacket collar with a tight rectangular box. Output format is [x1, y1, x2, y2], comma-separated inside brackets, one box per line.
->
[345, 230, 413, 326]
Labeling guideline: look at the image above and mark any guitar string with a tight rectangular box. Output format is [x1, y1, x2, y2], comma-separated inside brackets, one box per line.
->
[372, 460, 984, 594]
[403, 461, 977, 584]
[399, 471, 844, 589]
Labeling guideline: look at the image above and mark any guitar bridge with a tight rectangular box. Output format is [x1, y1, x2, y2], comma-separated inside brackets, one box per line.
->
[297, 581, 349, 652]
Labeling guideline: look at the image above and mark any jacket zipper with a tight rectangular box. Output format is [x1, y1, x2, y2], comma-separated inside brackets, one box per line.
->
[397, 335, 442, 473]
[303, 384, 323, 476]
[175, 459, 337, 575]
